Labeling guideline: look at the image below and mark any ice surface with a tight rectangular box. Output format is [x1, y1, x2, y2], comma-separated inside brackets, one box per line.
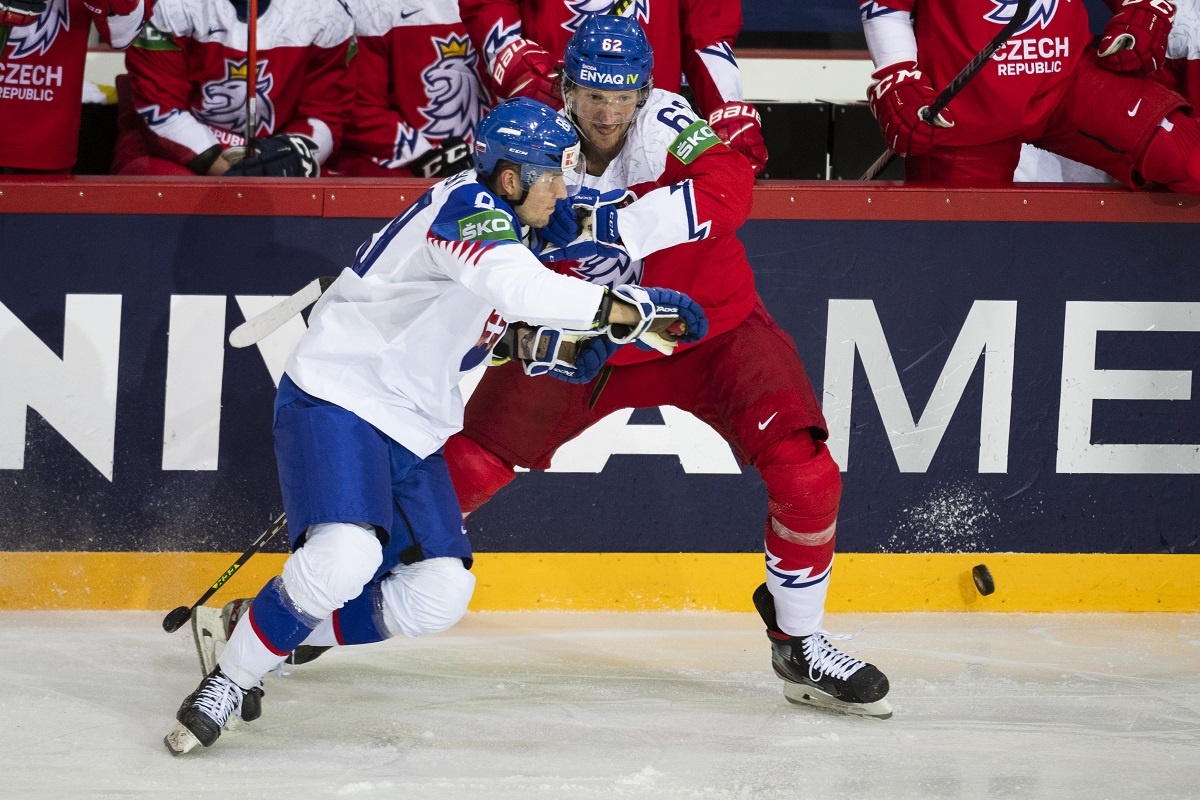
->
[2, 611, 1197, 799]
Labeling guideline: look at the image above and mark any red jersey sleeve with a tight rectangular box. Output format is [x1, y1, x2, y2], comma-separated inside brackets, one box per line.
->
[126, 23, 221, 165]
[678, 0, 745, 116]
[458, 0, 523, 68]
[87, 0, 151, 50]
[280, 36, 353, 160]
[341, 31, 437, 167]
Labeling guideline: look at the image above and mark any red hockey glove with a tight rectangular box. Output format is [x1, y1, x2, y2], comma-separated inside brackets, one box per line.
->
[491, 38, 562, 108]
[708, 102, 768, 176]
[868, 60, 954, 158]
[0, 0, 47, 27]
[1098, 0, 1175, 74]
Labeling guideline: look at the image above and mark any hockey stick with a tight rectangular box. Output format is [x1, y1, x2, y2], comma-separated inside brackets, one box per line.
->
[228, 276, 335, 348]
[0, 26, 10, 55]
[245, 0, 258, 156]
[859, 0, 1031, 181]
[162, 512, 287, 632]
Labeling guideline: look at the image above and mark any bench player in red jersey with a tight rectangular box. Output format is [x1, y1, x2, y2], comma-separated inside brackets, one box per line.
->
[861, 0, 1200, 192]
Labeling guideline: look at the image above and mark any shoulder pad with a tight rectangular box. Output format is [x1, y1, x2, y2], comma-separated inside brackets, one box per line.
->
[429, 184, 521, 243]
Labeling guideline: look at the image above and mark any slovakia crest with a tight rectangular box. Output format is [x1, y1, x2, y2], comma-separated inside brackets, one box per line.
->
[193, 58, 275, 138]
[5, 0, 68, 59]
[563, 0, 651, 36]
[420, 34, 488, 141]
[986, 0, 1058, 34]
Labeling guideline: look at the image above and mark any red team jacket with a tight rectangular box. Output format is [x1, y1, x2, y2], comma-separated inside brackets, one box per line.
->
[458, 0, 744, 117]
[866, 0, 1094, 146]
[124, 0, 353, 167]
[0, 0, 149, 170]
[340, 0, 490, 170]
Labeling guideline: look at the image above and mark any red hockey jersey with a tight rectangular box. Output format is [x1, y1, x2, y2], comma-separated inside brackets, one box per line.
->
[458, 0, 744, 117]
[125, 0, 353, 166]
[341, 0, 490, 170]
[543, 89, 755, 366]
[862, 0, 1094, 146]
[0, 0, 148, 170]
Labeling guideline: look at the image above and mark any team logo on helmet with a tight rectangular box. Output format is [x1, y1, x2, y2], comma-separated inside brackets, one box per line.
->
[563, 0, 651, 36]
[420, 34, 488, 142]
[986, 0, 1057, 34]
[5, 0, 68, 60]
[193, 58, 275, 139]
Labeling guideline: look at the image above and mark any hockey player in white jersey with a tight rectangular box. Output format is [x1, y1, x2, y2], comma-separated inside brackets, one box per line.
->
[163, 96, 709, 755]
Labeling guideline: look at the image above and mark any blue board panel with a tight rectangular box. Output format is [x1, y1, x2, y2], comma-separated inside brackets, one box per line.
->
[0, 213, 1195, 554]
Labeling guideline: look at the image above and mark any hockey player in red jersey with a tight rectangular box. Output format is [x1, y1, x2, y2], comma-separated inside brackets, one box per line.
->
[328, 0, 490, 178]
[445, 15, 893, 718]
[458, 0, 768, 175]
[111, 0, 353, 177]
[1, 0, 149, 173]
[861, 0, 1200, 192]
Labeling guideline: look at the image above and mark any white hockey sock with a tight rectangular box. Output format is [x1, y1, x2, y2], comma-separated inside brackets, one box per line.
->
[219, 615, 287, 689]
[379, 557, 475, 638]
[299, 615, 338, 647]
[767, 557, 833, 637]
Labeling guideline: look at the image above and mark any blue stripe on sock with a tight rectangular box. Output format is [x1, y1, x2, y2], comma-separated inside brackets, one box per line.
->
[248, 576, 321, 655]
[332, 584, 390, 645]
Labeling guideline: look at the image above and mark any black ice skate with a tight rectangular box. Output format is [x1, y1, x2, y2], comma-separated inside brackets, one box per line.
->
[163, 668, 264, 755]
[192, 598, 330, 678]
[752, 583, 893, 719]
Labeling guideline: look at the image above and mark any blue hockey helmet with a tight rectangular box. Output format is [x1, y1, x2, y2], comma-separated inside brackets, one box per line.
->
[473, 98, 584, 195]
[563, 15, 654, 93]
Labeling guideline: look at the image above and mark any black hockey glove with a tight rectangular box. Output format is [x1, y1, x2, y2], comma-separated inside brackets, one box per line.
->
[225, 134, 320, 178]
[409, 137, 473, 178]
[1, 0, 48, 27]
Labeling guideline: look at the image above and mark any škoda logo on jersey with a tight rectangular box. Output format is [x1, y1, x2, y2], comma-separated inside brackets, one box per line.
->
[986, 0, 1057, 34]
[458, 210, 518, 242]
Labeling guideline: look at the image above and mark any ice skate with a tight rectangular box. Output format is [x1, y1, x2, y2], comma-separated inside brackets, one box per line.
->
[752, 583, 892, 719]
[163, 668, 264, 755]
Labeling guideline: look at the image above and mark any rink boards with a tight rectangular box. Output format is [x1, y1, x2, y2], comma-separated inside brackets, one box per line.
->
[0, 180, 1197, 611]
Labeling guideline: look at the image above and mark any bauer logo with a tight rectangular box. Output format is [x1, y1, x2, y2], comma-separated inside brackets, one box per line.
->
[458, 210, 518, 242]
[986, 0, 1057, 34]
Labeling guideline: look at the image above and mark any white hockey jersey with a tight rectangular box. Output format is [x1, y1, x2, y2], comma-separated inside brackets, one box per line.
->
[284, 171, 604, 459]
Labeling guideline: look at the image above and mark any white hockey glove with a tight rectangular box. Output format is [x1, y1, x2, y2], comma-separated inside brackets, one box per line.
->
[603, 285, 709, 355]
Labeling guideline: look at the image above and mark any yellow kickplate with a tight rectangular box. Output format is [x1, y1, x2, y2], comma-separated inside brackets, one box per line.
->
[0, 551, 1196, 612]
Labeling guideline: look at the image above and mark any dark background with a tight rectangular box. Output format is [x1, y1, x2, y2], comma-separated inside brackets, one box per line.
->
[1, 211, 1195, 555]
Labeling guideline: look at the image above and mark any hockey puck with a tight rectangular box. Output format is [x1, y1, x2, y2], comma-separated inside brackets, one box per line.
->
[971, 564, 995, 596]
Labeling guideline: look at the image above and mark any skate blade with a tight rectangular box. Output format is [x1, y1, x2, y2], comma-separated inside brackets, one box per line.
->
[190, 606, 225, 677]
[164, 722, 203, 755]
[781, 682, 894, 720]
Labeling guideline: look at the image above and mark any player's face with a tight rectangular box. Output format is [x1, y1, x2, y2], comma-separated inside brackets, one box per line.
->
[569, 86, 639, 153]
[515, 171, 569, 228]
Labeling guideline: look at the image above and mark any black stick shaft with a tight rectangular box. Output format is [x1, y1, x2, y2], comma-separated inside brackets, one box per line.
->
[195, 513, 285, 607]
[860, 0, 1031, 181]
